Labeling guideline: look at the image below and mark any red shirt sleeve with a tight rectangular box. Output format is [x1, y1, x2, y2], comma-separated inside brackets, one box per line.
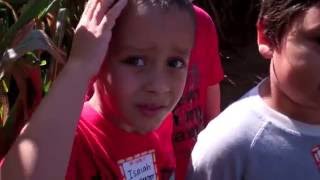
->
[65, 130, 115, 180]
[193, 5, 224, 86]
[65, 132, 96, 180]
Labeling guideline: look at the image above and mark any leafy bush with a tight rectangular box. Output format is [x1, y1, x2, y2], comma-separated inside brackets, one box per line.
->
[0, 0, 85, 159]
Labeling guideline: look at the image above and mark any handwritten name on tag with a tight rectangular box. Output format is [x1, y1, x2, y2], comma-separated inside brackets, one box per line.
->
[119, 150, 158, 180]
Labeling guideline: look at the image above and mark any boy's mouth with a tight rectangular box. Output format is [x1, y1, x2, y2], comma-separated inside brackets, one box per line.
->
[136, 104, 166, 117]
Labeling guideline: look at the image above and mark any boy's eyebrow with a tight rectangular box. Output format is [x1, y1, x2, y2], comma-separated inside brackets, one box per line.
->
[172, 46, 191, 55]
[118, 44, 156, 51]
[118, 44, 190, 55]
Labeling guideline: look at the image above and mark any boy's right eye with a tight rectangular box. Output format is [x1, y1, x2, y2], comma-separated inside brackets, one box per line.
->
[122, 56, 145, 67]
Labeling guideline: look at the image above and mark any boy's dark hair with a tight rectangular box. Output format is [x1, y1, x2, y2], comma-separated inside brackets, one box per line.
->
[138, 0, 193, 9]
[121, 0, 195, 28]
[136, 0, 194, 19]
[258, 0, 320, 47]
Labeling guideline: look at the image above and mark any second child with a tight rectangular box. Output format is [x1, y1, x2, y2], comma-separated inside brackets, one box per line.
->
[188, 0, 320, 179]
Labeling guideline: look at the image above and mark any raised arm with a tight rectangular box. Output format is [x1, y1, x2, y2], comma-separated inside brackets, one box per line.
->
[1, 0, 127, 179]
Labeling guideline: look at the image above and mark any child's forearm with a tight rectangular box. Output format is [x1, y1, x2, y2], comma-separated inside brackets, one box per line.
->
[1, 0, 128, 178]
[1, 59, 93, 180]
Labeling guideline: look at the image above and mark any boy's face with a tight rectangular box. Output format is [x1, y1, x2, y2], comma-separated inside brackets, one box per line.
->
[268, 5, 320, 114]
[101, 4, 194, 133]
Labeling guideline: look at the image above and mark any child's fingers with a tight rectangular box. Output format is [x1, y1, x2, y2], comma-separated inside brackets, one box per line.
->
[82, 0, 91, 17]
[108, 0, 128, 19]
[101, 0, 127, 30]
[96, 0, 115, 23]
[77, 0, 98, 26]
[99, 15, 113, 32]
[92, 1, 102, 25]
[85, 0, 99, 21]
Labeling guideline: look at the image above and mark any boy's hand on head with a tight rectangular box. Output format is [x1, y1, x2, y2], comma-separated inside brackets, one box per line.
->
[69, 0, 127, 76]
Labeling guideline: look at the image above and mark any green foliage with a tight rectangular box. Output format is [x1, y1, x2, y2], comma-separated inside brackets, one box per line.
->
[0, 105, 3, 120]
[0, 0, 85, 158]
[1, 79, 8, 92]
[0, 0, 52, 53]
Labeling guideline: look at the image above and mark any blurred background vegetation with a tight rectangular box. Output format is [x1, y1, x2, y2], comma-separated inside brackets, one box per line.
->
[0, 0, 269, 157]
[194, 0, 269, 108]
[0, 0, 86, 158]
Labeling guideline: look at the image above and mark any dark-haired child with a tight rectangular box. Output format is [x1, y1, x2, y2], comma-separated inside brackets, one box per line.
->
[188, 0, 320, 179]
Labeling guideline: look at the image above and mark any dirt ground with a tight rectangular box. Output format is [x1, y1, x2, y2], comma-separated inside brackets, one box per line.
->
[219, 40, 269, 109]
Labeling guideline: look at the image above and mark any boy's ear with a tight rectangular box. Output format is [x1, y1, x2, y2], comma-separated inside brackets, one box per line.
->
[257, 20, 273, 59]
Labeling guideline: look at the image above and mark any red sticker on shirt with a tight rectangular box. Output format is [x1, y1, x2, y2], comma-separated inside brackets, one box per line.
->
[311, 145, 320, 169]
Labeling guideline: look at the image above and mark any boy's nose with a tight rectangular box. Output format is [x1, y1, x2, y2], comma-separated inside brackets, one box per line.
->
[144, 70, 171, 94]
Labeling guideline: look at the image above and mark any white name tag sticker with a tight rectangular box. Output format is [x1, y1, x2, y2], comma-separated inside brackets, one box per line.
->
[118, 150, 158, 180]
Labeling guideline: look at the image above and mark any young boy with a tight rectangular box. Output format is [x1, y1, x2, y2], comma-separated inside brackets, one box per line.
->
[188, 0, 320, 179]
[173, 4, 224, 180]
[1, 0, 195, 179]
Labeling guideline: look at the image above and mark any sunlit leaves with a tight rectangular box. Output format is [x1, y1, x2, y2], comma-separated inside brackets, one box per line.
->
[1, 30, 65, 66]
[0, 0, 53, 54]
[0, 0, 73, 159]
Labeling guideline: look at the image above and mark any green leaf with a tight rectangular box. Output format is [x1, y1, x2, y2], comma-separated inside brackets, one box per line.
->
[38, 0, 59, 20]
[21, 52, 39, 66]
[1, 79, 8, 92]
[1, 103, 20, 150]
[43, 80, 51, 94]
[0, 105, 3, 122]
[0, 0, 53, 54]
[40, 59, 47, 66]
[0, 79, 8, 126]
[25, 52, 38, 59]
[1, 29, 66, 69]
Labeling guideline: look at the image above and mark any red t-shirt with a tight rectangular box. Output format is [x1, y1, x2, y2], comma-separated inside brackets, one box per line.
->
[66, 103, 175, 180]
[172, 5, 224, 180]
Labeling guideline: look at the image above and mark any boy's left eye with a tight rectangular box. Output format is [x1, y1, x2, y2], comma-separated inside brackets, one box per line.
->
[167, 57, 186, 69]
[122, 56, 145, 67]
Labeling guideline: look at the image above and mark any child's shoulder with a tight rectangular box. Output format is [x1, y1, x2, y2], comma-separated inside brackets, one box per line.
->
[191, 85, 272, 171]
[195, 85, 269, 152]
[214, 84, 266, 126]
